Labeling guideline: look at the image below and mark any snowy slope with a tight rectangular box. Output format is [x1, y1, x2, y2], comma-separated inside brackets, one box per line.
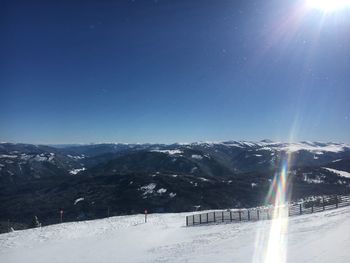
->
[1, 206, 350, 263]
[323, 167, 350, 178]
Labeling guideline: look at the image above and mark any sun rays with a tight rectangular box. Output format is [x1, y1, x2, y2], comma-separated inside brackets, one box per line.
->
[306, 0, 350, 12]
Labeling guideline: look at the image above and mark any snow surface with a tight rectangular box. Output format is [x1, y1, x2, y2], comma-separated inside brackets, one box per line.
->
[68, 154, 85, 160]
[302, 173, 324, 184]
[191, 154, 203, 160]
[198, 177, 209, 182]
[157, 188, 167, 194]
[169, 192, 177, 198]
[332, 159, 342, 162]
[190, 141, 349, 154]
[1, 206, 350, 263]
[139, 183, 157, 196]
[0, 155, 17, 158]
[151, 149, 183, 155]
[268, 142, 347, 153]
[69, 168, 86, 175]
[34, 155, 47, 162]
[323, 167, 350, 178]
[74, 198, 85, 205]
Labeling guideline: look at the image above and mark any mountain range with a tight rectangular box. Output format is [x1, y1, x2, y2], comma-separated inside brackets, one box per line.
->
[1, 140, 350, 232]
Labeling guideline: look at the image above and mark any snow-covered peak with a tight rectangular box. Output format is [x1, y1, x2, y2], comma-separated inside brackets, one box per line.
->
[273, 142, 348, 153]
[177, 140, 349, 153]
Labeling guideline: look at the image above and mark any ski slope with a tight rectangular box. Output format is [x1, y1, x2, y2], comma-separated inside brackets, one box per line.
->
[1, 206, 350, 263]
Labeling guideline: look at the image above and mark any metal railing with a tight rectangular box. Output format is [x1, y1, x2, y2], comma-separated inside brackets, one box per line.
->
[186, 194, 350, 226]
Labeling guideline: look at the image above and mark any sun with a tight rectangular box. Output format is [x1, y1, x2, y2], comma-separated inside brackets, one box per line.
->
[306, 0, 350, 12]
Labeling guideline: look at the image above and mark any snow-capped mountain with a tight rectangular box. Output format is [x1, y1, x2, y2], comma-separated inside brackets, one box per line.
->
[0, 143, 84, 183]
[1, 141, 349, 182]
[0, 140, 349, 232]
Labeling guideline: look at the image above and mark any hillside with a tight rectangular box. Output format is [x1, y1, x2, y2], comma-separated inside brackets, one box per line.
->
[1, 141, 350, 230]
[1, 206, 349, 263]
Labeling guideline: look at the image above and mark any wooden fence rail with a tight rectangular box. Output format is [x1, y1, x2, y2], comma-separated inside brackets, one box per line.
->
[186, 194, 350, 226]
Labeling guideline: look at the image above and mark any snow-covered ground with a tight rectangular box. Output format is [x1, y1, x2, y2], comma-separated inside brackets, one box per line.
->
[323, 167, 350, 178]
[1, 206, 350, 263]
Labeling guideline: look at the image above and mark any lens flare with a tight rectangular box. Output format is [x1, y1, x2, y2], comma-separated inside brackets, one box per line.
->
[253, 156, 292, 263]
[263, 160, 290, 263]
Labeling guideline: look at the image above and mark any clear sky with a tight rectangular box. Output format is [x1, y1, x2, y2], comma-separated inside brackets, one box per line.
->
[1, 0, 350, 144]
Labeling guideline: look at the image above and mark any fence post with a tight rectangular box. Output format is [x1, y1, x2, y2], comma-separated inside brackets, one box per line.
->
[336, 196, 339, 208]
[248, 210, 251, 221]
[193, 215, 195, 225]
[322, 196, 325, 211]
[230, 211, 232, 221]
[214, 212, 216, 222]
[239, 211, 242, 221]
[257, 210, 260, 220]
[222, 211, 224, 222]
[311, 203, 314, 213]
[60, 209, 64, 223]
[186, 216, 188, 226]
[206, 212, 208, 223]
[299, 204, 302, 215]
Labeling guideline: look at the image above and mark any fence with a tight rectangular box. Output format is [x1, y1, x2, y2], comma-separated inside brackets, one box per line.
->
[186, 194, 350, 226]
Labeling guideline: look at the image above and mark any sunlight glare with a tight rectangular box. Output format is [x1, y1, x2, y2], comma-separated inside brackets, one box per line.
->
[263, 162, 290, 263]
[306, 0, 350, 12]
[253, 158, 292, 263]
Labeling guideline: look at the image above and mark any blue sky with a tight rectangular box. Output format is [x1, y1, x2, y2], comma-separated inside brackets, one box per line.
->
[1, 0, 349, 144]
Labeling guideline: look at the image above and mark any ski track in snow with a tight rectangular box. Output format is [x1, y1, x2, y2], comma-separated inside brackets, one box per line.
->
[1, 207, 350, 263]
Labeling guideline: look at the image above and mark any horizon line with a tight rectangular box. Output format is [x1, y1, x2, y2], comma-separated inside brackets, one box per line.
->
[1, 139, 348, 146]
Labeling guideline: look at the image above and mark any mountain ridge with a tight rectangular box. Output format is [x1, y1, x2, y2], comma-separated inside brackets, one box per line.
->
[1, 140, 349, 232]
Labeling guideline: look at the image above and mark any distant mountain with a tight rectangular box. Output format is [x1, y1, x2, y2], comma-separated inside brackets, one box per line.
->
[2, 141, 349, 182]
[0, 143, 83, 183]
[1, 140, 349, 232]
